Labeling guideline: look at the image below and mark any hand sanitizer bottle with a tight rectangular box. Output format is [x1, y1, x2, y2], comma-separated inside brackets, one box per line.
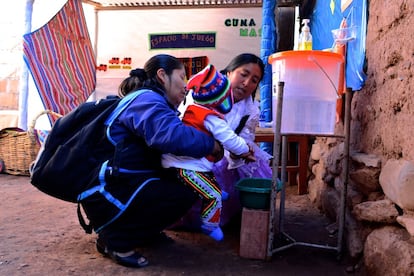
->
[298, 19, 312, 50]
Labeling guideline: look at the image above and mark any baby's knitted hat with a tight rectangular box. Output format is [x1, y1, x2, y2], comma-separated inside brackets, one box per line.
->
[186, 64, 233, 114]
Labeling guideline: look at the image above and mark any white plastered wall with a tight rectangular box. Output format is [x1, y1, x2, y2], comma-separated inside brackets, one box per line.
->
[92, 7, 263, 99]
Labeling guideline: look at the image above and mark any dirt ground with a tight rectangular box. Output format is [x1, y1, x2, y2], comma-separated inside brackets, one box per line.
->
[0, 174, 365, 275]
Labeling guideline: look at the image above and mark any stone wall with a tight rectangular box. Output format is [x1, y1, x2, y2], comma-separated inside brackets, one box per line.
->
[308, 137, 414, 274]
[308, 2, 414, 273]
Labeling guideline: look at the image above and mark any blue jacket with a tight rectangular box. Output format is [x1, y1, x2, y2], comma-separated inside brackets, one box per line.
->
[108, 89, 215, 174]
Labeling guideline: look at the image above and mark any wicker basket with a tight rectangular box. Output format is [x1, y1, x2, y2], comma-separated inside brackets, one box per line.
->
[0, 110, 61, 176]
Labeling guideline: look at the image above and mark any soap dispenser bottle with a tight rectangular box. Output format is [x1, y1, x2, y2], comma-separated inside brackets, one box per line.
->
[298, 19, 312, 50]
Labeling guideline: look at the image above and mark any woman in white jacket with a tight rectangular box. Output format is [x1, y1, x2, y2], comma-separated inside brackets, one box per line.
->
[213, 53, 272, 225]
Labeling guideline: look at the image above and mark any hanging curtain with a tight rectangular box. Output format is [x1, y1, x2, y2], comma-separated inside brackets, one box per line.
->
[23, 0, 96, 118]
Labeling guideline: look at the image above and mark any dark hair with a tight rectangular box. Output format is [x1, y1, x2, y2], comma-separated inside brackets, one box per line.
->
[118, 68, 146, 97]
[221, 53, 265, 82]
[118, 54, 184, 97]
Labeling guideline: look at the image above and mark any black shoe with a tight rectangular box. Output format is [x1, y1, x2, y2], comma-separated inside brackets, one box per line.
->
[96, 239, 149, 268]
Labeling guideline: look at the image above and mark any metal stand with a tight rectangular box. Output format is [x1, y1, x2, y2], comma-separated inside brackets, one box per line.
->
[267, 82, 352, 259]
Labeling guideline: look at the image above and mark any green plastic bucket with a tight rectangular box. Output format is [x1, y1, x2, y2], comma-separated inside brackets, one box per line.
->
[235, 178, 272, 210]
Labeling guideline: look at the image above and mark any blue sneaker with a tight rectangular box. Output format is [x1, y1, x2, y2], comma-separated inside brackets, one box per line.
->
[221, 191, 229, 201]
[201, 225, 224, 241]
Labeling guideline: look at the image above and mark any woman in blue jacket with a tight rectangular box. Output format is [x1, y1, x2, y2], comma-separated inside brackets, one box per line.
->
[84, 54, 222, 268]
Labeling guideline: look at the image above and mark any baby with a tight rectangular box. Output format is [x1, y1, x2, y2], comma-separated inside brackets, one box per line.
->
[162, 64, 255, 241]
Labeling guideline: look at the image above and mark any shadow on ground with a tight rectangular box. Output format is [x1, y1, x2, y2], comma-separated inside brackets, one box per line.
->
[0, 174, 365, 275]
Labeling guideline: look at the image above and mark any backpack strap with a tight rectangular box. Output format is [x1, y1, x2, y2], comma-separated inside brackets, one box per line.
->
[105, 90, 147, 176]
[110, 139, 124, 177]
[234, 115, 250, 135]
[105, 90, 147, 126]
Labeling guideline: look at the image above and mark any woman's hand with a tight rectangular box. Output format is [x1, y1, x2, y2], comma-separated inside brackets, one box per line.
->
[230, 144, 256, 163]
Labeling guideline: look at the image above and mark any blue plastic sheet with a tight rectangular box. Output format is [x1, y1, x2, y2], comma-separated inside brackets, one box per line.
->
[259, 0, 277, 154]
[312, 0, 367, 90]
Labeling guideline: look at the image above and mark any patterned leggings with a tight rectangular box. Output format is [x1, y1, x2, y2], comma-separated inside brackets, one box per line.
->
[176, 168, 222, 228]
